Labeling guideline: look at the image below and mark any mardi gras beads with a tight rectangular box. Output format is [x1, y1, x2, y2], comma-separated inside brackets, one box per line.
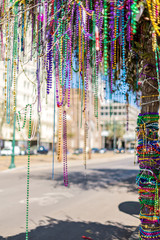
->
[155, 47, 160, 92]
[63, 110, 68, 186]
[137, 113, 160, 239]
[57, 85, 63, 162]
[147, 0, 160, 36]
[122, 0, 126, 95]
[131, 0, 139, 34]
[46, 34, 53, 95]
[104, 0, 108, 76]
[25, 104, 32, 240]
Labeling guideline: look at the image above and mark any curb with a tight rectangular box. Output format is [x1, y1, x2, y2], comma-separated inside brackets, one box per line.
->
[129, 226, 139, 240]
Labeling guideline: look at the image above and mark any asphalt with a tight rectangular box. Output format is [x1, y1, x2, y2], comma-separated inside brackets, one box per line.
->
[0, 154, 140, 240]
[129, 226, 139, 240]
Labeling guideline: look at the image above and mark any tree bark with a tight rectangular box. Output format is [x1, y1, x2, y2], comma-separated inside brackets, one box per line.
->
[137, 38, 160, 239]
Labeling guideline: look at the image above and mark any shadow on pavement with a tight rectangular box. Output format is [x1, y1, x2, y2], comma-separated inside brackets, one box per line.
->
[0, 218, 136, 240]
[119, 201, 140, 218]
[29, 168, 139, 192]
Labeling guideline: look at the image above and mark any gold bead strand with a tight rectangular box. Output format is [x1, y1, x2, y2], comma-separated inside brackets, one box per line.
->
[57, 86, 62, 162]
[146, 0, 160, 36]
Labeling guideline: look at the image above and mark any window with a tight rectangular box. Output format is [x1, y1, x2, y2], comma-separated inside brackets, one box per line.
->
[114, 112, 117, 115]
[119, 106, 121, 109]
[105, 106, 108, 110]
[101, 107, 104, 110]
[114, 106, 117, 109]
[105, 112, 108, 115]
[101, 112, 104, 115]
[119, 112, 121, 115]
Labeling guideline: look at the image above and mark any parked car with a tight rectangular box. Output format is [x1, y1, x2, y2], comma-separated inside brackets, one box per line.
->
[127, 148, 135, 154]
[1, 146, 20, 156]
[37, 146, 48, 154]
[1, 148, 12, 156]
[99, 148, 107, 154]
[73, 148, 83, 155]
[114, 148, 125, 153]
[20, 147, 27, 155]
[91, 148, 99, 153]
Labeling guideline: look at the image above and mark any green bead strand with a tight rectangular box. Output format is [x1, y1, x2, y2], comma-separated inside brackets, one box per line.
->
[26, 104, 32, 240]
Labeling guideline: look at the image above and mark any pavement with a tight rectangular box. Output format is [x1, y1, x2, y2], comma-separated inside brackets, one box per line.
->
[0, 151, 136, 172]
[0, 153, 140, 240]
[129, 226, 139, 240]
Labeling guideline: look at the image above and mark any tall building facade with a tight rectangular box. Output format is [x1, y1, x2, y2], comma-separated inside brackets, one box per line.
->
[100, 99, 139, 149]
[0, 61, 56, 150]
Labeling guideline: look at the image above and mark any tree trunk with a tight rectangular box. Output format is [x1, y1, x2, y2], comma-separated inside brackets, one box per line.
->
[137, 39, 160, 239]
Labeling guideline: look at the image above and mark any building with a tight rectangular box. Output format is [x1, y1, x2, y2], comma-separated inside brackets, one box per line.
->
[100, 99, 139, 149]
[0, 60, 56, 151]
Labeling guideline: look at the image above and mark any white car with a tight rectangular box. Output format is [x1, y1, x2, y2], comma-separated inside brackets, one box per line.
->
[99, 148, 107, 154]
[1, 148, 12, 156]
[1, 146, 20, 156]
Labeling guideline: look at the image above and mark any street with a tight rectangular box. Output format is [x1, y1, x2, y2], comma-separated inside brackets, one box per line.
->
[0, 156, 139, 240]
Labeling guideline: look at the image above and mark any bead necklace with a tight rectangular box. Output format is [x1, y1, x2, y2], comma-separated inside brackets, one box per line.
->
[122, 0, 126, 95]
[131, 0, 139, 35]
[25, 104, 32, 240]
[4, 12, 9, 113]
[104, 0, 108, 76]
[146, 0, 160, 36]
[57, 86, 62, 162]
[63, 110, 68, 186]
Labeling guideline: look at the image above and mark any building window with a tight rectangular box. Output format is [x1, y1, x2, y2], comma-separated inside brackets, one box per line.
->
[101, 107, 104, 110]
[114, 112, 117, 115]
[105, 112, 108, 115]
[119, 112, 121, 115]
[105, 106, 108, 110]
[101, 112, 104, 115]
[119, 106, 121, 109]
[114, 106, 117, 109]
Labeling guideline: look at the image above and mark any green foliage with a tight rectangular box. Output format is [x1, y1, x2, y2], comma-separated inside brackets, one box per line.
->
[104, 121, 125, 139]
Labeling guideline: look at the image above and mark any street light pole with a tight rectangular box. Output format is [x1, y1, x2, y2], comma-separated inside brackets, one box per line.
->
[9, 111, 16, 169]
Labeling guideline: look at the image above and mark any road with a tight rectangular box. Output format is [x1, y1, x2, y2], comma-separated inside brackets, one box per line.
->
[0, 156, 140, 240]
